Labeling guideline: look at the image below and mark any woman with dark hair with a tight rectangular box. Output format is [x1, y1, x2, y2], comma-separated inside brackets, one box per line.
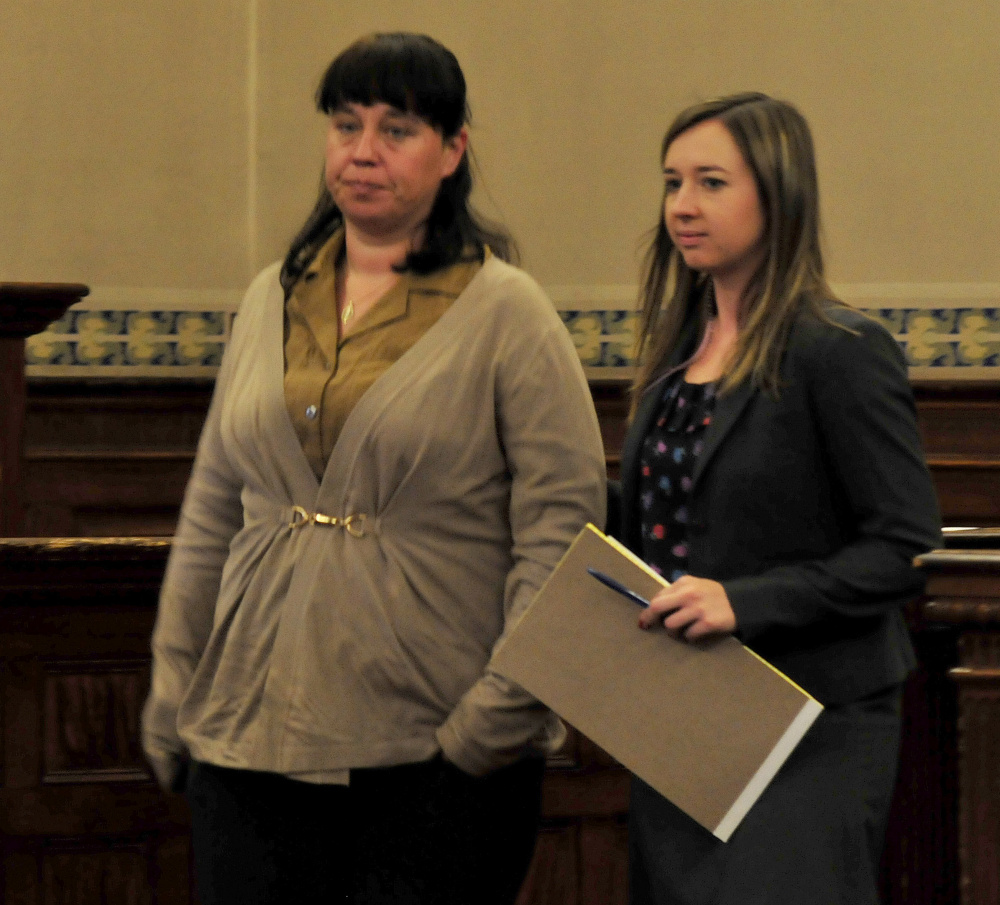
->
[142, 32, 605, 905]
[616, 93, 940, 904]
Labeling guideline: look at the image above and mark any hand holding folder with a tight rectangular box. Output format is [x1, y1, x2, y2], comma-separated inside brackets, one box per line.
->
[492, 523, 822, 842]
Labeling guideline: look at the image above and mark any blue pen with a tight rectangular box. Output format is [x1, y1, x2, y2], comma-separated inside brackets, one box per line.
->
[587, 568, 650, 608]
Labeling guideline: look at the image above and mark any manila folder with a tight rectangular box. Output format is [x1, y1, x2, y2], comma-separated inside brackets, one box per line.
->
[492, 523, 823, 842]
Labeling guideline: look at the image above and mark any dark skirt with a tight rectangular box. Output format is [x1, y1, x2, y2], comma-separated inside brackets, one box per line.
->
[629, 685, 903, 905]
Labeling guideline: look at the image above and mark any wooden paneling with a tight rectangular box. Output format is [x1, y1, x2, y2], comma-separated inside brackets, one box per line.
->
[515, 817, 628, 905]
[20, 379, 999, 536]
[579, 820, 630, 905]
[917, 549, 1000, 905]
[881, 609, 960, 902]
[0, 538, 630, 905]
[42, 661, 151, 784]
[0, 534, 980, 905]
[913, 383, 1000, 528]
[0, 284, 88, 537]
[41, 843, 152, 905]
[6, 378, 999, 903]
[516, 825, 580, 905]
[0, 539, 192, 905]
[22, 382, 211, 538]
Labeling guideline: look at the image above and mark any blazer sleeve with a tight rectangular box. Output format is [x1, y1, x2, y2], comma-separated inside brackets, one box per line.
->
[724, 312, 942, 640]
[435, 280, 607, 775]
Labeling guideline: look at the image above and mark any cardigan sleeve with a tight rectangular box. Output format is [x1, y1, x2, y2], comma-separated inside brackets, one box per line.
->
[435, 279, 607, 775]
[723, 311, 941, 640]
[139, 281, 256, 789]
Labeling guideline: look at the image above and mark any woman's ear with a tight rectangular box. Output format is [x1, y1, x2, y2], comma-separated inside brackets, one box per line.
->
[441, 127, 469, 179]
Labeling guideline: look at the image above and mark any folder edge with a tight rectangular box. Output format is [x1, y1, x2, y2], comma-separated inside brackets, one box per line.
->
[599, 526, 671, 587]
[711, 697, 825, 842]
[742, 643, 819, 703]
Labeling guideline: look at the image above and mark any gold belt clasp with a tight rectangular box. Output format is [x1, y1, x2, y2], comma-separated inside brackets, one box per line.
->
[288, 506, 367, 537]
[289, 505, 310, 528]
[343, 513, 367, 537]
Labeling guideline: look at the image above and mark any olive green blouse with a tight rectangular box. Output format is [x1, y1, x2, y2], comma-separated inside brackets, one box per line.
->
[285, 229, 482, 480]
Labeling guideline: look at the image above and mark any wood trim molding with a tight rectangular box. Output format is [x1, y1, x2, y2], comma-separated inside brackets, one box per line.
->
[0, 283, 89, 340]
[1, 283, 90, 536]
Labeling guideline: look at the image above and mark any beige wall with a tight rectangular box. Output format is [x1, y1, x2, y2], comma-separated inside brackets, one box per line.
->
[2, 0, 998, 293]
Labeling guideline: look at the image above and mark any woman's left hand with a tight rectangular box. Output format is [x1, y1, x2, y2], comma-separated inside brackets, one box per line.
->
[638, 576, 737, 640]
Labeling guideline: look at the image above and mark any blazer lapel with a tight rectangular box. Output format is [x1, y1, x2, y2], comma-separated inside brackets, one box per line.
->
[620, 318, 701, 546]
[691, 379, 756, 490]
[622, 308, 758, 532]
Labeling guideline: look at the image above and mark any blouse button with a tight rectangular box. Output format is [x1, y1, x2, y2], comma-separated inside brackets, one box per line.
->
[305, 404, 318, 420]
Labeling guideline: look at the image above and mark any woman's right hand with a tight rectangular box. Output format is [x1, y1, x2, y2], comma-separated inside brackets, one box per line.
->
[639, 576, 737, 641]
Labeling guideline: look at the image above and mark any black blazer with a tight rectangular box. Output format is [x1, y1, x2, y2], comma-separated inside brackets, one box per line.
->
[618, 305, 941, 706]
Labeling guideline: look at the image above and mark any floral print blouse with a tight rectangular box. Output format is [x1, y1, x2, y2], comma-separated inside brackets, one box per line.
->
[639, 373, 717, 582]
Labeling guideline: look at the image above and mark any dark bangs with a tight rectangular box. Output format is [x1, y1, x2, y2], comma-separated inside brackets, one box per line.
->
[316, 33, 467, 136]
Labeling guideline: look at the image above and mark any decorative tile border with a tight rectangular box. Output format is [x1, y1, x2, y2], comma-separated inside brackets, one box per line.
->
[25, 283, 1000, 382]
[548, 285, 638, 382]
[554, 283, 1000, 383]
[25, 288, 242, 379]
[836, 284, 1000, 381]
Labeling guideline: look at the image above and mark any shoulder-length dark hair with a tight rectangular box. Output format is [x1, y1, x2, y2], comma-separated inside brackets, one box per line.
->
[280, 32, 516, 296]
[632, 92, 842, 409]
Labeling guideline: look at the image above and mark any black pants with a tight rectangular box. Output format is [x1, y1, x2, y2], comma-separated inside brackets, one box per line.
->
[186, 755, 545, 905]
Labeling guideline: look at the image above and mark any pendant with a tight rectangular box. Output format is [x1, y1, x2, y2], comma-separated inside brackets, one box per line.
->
[341, 300, 354, 325]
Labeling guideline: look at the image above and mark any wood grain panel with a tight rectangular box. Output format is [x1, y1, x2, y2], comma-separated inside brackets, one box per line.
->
[22, 457, 194, 538]
[880, 622, 959, 904]
[917, 551, 1000, 905]
[3, 850, 41, 905]
[0, 786, 190, 838]
[516, 824, 580, 905]
[914, 386, 1000, 461]
[580, 820, 629, 905]
[42, 843, 151, 905]
[925, 466, 1000, 528]
[149, 833, 195, 905]
[42, 662, 151, 784]
[17, 379, 1000, 536]
[0, 284, 88, 538]
[915, 383, 1000, 529]
[954, 632, 1000, 905]
[4, 656, 43, 789]
[21, 382, 210, 538]
[958, 683, 1000, 905]
[1, 339, 28, 535]
[0, 540, 189, 905]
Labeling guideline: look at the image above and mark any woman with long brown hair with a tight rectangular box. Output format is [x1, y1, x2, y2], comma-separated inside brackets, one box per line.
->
[616, 93, 940, 904]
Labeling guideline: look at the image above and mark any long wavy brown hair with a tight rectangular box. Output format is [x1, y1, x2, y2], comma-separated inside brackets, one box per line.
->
[632, 92, 844, 413]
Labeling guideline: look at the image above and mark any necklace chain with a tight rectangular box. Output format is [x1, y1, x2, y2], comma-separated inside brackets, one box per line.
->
[340, 273, 397, 325]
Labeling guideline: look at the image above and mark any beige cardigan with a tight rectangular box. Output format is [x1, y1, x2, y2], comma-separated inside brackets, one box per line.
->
[141, 256, 606, 788]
